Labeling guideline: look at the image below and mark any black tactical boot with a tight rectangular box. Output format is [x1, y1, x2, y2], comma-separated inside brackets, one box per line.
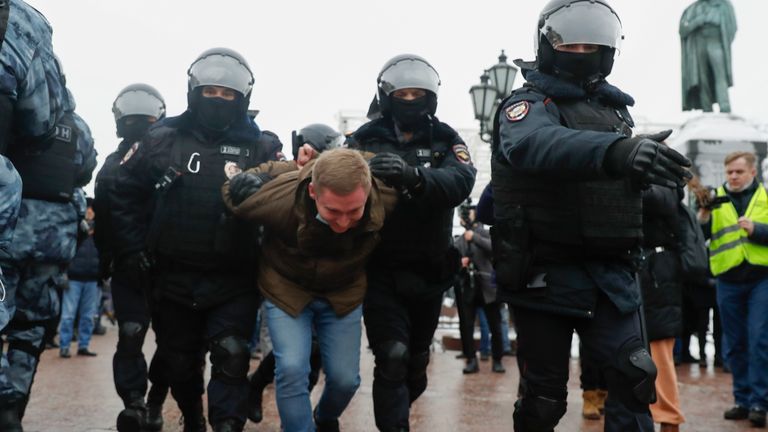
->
[492, 359, 506, 373]
[145, 383, 168, 431]
[246, 372, 266, 423]
[116, 400, 147, 432]
[0, 401, 23, 432]
[212, 417, 244, 432]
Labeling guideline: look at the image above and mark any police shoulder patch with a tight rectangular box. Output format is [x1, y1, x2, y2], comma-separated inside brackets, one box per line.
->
[120, 142, 140, 165]
[452, 144, 472, 165]
[505, 101, 530, 122]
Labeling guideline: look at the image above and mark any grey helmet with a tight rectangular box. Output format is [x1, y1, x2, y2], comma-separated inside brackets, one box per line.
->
[376, 54, 440, 117]
[112, 83, 166, 123]
[291, 123, 343, 159]
[377, 54, 440, 98]
[187, 47, 254, 98]
[535, 0, 623, 78]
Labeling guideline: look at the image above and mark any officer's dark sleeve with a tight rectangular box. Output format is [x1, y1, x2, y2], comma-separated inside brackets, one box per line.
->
[750, 222, 768, 245]
[416, 142, 476, 208]
[109, 142, 160, 258]
[471, 226, 493, 253]
[93, 159, 115, 258]
[475, 183, 495, 225]
[267, 138, 286, 161]
[700, 218, 712, 241]
[498, 93, 627, 180]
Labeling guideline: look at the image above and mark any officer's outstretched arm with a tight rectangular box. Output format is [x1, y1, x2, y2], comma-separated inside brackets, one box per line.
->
[498, 96, 623, 180]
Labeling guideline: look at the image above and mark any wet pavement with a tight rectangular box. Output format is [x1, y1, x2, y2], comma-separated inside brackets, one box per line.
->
[22, 323, 754, 431]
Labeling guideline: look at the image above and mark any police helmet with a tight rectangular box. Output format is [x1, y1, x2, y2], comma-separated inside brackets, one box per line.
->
[112, 83, 166, 123]
[377, 54, 440, 97]
[187, 47, 254, 98]
[376, 54, 440, 116]
[291, 123, 343, 159]
[535, 0, 623, 77]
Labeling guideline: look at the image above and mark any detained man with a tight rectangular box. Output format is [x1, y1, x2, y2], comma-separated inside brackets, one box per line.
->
[222, 147, 396, 431]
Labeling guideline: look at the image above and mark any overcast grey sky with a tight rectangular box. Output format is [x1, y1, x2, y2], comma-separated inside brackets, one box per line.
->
[27, 0, 768, 193]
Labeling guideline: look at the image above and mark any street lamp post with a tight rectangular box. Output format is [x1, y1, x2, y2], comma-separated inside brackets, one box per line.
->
[469, 50, 519, 143]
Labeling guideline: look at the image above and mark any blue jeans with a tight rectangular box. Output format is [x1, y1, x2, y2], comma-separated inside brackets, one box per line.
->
[266, 299, 362, 432]
[59, 279, 99, 349]
[500, 304, 512, 351]
[477, 307, 490, 354]
[717, 277, 768, 410]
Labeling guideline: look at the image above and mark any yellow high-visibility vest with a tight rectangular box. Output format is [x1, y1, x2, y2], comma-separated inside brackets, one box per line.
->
[710, 185, 768, 276]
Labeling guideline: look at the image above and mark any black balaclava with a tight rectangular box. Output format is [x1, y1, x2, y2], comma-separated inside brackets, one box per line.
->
[552, 50, 603, 83]
[116, 115, 155, 142]
[190, 88, 244, 132]
[388, 92, 437, 132]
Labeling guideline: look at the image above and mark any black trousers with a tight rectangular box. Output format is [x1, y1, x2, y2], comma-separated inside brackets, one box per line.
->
[153, 290, 258, 425]
[111, 268, 171, 406]
[459, 292, 503, 361]
[363, 270, 444, 431]
[513, 294, 654, 432]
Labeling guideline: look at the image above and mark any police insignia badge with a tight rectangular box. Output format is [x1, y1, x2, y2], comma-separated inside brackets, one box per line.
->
[505, 101, 530, 122]
[452, 144, 472, 164]
[120, 142, 140, 165]
[224, 161, 243, 179]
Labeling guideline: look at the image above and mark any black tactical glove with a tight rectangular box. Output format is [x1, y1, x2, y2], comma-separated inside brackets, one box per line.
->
[229, 172, 273, 206]
[604, 136, 692, 188]
[369, 152, 421, 189]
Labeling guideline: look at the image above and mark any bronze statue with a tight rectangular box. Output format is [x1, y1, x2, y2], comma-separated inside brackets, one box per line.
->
[680, 0, 737, 113]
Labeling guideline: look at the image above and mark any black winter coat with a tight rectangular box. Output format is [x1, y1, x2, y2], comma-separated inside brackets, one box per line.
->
[639, 185, 683, 341]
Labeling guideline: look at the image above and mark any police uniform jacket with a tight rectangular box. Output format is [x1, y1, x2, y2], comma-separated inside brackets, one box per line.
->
[492, 68, 643, 318]
[94, 139, 135, 264]
[222, 157, 398, 318]
[348, 117, 476, 296]
[110, 111, 280, 308]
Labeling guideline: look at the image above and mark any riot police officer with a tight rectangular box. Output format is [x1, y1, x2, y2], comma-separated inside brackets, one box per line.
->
[347, 54, 476, 432]
[490, 1, 692, 431]
[0, 3, 98, 428]
[110, 48, 281, 432]
[94, 83, 175, 432]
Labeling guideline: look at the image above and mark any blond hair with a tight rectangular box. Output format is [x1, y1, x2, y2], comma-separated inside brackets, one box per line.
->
[311, 148, 371, 195]
[724, 151, 757, 168]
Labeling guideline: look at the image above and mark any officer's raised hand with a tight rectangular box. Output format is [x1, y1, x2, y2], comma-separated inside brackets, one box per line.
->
[604, 134, 692, 188]
[229, 171, 273, 206]
[369, 152, 420, 189]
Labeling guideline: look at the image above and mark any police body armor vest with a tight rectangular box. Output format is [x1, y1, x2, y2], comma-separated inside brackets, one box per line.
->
[356, 132, 454, 269]
[9, 112, 77, 202]
[492, 94, 642, 260]
[153, 134, 261, 269]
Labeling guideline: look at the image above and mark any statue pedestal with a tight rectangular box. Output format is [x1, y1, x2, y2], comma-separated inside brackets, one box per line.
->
[670, 113, 768, 187]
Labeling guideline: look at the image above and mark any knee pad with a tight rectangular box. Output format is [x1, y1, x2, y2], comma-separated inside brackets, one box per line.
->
[605, 340, 657, 412]
[117, 322, 147, 356]
[209, 334, 250, 383]
[513, 395, 567, 432]
[374, 340, 409, 382]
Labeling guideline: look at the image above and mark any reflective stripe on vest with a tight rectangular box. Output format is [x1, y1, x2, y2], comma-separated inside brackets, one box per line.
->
[709, 185, 768, 276]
